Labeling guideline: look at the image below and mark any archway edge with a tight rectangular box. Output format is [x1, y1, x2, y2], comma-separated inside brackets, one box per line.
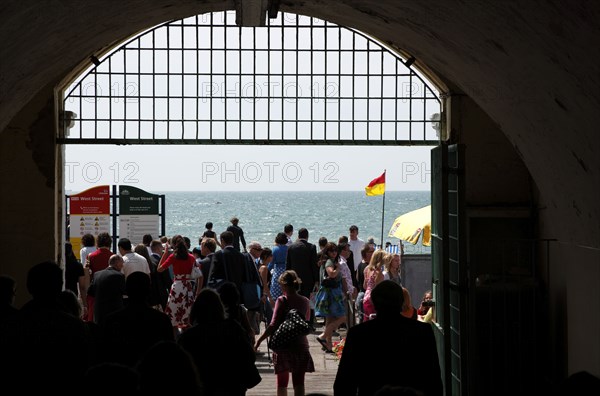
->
[1, 0, 598, 247]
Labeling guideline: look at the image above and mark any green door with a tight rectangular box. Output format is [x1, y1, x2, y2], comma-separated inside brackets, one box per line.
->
[431, 144, 467, 395]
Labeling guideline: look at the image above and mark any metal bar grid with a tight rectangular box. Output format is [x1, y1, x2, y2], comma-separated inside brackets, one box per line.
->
[56, 138, 437, 146]
[62, 11, 441, 145]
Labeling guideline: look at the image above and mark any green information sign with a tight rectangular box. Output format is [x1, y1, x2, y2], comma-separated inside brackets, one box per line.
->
[119, 186, 160, 244]
[119, 186, 159, 215]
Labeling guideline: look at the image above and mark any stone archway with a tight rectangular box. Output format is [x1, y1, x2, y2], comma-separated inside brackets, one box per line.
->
[1, 0, 598, 389]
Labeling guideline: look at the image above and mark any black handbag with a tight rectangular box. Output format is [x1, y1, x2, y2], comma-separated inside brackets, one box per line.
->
[321, 265, 338, 288]
[268, 297, 313, 351]
[321, 277, 337, 288]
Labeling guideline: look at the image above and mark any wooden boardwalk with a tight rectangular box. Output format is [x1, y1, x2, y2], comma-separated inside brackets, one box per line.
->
[247, 321, 346, 396]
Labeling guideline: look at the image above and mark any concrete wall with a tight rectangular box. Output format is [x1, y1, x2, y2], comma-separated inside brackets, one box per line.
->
[450, 94, 532, 206]
[539, 202, 600, 378]
[0, 84, 58, 307]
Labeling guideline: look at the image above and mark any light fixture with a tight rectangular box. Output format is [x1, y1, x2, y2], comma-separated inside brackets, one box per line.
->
[235, 0, 268, 27]
[60, 111, 77, 137]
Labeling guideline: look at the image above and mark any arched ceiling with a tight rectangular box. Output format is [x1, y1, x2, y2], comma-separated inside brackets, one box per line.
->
[0, 0, 598, 247]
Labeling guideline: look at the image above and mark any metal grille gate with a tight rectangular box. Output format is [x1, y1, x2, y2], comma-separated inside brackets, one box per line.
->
[60, 11, 440, 146]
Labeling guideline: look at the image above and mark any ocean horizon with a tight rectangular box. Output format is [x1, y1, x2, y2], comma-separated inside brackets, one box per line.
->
[161, 190, 431, 254]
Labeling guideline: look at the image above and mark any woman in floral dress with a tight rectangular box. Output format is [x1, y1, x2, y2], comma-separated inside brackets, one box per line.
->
[158, 234, 196, 333]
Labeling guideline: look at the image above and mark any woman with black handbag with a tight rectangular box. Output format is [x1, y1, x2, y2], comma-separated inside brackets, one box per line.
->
[255, 270, 315, 396]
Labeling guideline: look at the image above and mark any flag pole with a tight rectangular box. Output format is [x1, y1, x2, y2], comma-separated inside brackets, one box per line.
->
[380, 169, 386, 246]
[380, 190, 386, 247]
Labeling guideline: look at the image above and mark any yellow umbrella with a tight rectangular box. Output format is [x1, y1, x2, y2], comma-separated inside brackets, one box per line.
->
[387, 205, 431, 246]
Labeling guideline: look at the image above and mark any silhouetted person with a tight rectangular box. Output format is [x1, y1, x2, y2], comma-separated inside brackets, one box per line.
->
[10, 261, 90, 394]
[58, 288, 84, 318]
[178, 288, 260, 396]
[64, 241, 87, 317]
[58, 288, 102, 365]
[137, 340, 203, 394]
[84, 362, 139, 396]
[334, 280, 442, 396]
[102, 272, 174, 366]
[218, 281, 255, 343]
[227, 216, 247, 252]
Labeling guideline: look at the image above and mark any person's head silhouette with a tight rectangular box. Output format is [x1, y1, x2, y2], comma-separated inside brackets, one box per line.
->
[371, 280, 405, 318]
[126, 271, 151, 303]
[27, 260, 63, 300]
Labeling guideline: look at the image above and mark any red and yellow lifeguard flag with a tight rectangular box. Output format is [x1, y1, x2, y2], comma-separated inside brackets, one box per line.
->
[365, 171, 386, 196]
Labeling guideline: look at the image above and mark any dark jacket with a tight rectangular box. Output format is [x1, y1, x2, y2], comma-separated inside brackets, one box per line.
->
[88, 266, 125, 325]
[226, 224, 246, 252]
[209, 247, 247, 301]
[334, 313, 442, 396]
[178, 318, 257, 395]
[285, 239, 319, 297]
[197, 253, 214, 289]
[102, 300, 174, 366]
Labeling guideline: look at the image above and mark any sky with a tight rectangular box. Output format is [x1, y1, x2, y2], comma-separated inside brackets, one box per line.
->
[64, 144, 433, 193]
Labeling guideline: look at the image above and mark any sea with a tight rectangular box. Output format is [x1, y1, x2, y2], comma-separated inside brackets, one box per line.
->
[162, 190, 431, 254]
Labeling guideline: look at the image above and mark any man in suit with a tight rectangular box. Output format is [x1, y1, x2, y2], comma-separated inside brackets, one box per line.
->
[286, 227, 319, 323]
[242, 241, 264, 334]
[197, 237, 217, 290]
[227, 217, 247, 253]
[88, 254, 126, 325]
[334, 280, 442, 396]
[208, 231, 247, 302]
[150, 239, 171, 310]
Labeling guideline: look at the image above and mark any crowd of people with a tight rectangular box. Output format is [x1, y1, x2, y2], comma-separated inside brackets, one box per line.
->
[0, 217, 443, 396]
